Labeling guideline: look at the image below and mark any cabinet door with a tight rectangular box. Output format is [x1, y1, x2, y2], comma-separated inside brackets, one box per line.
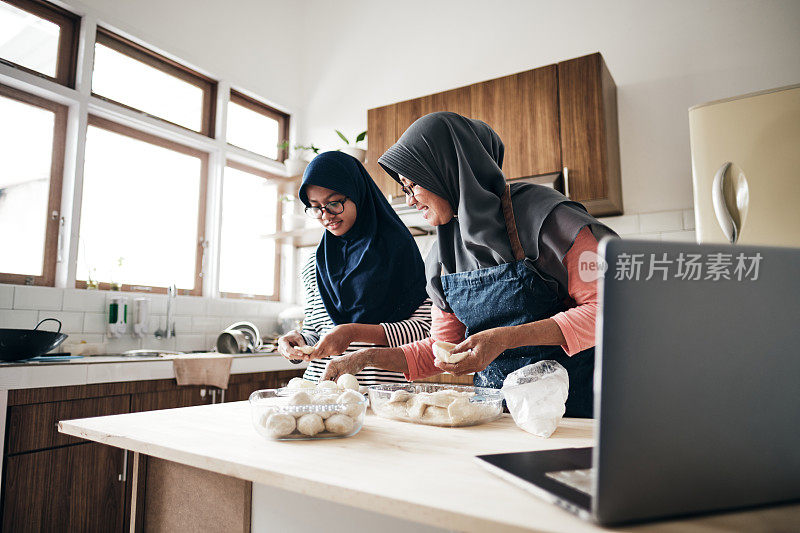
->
[131, 385, 210, 413]
[471, 66, 561, 180]
[365, 104, 397, 197]
[3, 443, 126, 532]
[558, 53, 623, 215]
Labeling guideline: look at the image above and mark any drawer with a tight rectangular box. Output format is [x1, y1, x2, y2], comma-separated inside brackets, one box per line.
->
[6, 395, 131, 455]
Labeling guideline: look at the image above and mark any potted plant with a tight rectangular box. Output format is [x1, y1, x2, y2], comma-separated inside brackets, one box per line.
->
[279, 141, 321, 176]
[335, 130, 367, 162]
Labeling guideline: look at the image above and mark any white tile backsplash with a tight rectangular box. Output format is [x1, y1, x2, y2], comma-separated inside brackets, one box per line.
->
[682, 209, 696, 231]
[174, 316, 193, 334]
[13, 286, 63, 311]
[600, 214, 640, 236]
[175, 334, 210, 352]
[192, 316, 220, 333]
[0, 309, 39, 328]
[661, 230, 698, 243]
[36, 311, 84, 333]
[176, 296, 206, 316]
[62, 289, 106, 312]
[0, 285, 14, 309]
[83, 312, 108, 334]
[638, 211, 684, 234]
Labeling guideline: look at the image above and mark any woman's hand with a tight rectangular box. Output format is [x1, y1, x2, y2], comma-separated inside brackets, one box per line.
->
[277, 330, 309, 361]
[321, 349, 372, 382]
[313, 324, 354, 358]
[434, 327, 514, 375]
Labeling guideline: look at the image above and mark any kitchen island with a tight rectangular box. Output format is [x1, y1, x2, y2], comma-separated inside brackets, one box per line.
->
[59, 401, 800, 532]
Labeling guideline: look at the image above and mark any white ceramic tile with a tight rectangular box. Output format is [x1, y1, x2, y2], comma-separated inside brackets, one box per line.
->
[174, 316, 193, 334]
[62, 289, 106, 312]
[176, 296, 206, 316]
[148, 294, 168, 314]
[682, 209, 696, 230]
[0, 285, 14, 309]
[206, 298, 234, 316]
[13, 286, 63, 311]
[639, 211, 684, 234]
[83, 312, 107, 334]
[206, 334, 220, 350]
[104, 336, 142, 354]
[143, 335, 178, 352]
[175, 334, 210, 352]
[622, 233, 663, 241]
[0, 309, 39, 328]
[192, 316, 220, 333]
[36, 311, 84, 333]
[661, 230, 697, 243]
[598, 214, 639, 235]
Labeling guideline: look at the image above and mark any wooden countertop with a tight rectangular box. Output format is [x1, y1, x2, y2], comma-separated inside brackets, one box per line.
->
[59, 402, 800, 532]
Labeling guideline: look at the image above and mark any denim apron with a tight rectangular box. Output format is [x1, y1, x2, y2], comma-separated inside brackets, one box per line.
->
[440, 186, 595, 418]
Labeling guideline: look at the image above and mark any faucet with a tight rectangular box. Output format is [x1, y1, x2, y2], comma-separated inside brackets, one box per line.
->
[154, 284, 177, 339]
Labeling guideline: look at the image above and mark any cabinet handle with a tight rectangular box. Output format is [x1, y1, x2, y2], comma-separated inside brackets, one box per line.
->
[563, 167, 570, 198]
[118, 449, 128, 482]
[211, 389, 217, 404]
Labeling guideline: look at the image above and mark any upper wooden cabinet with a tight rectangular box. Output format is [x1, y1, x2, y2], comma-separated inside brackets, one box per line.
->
[365, 52, 622, 216]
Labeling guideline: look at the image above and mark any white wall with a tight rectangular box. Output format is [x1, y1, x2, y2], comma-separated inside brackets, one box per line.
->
[298, 0, 800, 215]
[74, 0, 305, 116]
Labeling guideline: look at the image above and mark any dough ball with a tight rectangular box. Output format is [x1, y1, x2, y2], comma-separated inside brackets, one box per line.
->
[287, 377, 316, 389]
[388, 390, 413, 403]
[433, 341, 457, 362]
[380, 399, 409, 420]
[421, 406, 451, 425]
[296, 413, 325, 436]
[447, 397, 494, 426]
[289, 391, 312, 405]
[316, 380, 340, 391]
[427, 390, 464, 408]
[296, 345, 315, 355]
[316, 394, 338, 419]
[337, 390, 365, 418]
[324, 413, 355, 435]
[265, 413, 296, 438]
[407, 395, 429, 420]
[336, 374, 360, 391]
[446, 350, 470, 364]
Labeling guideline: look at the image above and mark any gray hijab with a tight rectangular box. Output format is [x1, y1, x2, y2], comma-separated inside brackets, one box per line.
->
[378, 111, 616, 311]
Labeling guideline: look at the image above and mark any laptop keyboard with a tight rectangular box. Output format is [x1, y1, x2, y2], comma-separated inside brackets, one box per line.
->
[545, 468, 595, 495]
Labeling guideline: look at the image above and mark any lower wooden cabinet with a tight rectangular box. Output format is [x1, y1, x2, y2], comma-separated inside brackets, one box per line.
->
[0, 368, 304, 532]
[3, 442, 126, 533]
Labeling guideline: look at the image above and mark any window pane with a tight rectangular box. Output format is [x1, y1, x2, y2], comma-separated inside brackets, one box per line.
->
[218, 166, 278, 296]
[226, 101, 279, 159]
[0, 1, 59, 77]
[0, 93, 54, 276]
[78, 124, 202, 289]
[92, 43, 204, 132]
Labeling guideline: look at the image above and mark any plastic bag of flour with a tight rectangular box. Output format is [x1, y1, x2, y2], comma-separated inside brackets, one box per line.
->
[502, 361, 568, 438]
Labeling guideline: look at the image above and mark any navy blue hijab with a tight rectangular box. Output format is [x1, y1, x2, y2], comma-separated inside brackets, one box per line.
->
[299, 151, 428, 326]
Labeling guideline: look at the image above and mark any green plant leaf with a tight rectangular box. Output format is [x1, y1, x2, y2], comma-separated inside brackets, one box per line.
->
[335, 130, 350, 145]
[355, 130, 367, 143]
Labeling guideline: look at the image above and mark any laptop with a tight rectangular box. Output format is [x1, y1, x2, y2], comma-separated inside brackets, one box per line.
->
[476, 238, 800, 525]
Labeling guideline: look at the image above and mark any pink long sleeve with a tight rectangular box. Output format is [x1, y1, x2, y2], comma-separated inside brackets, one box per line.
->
[551, 226, 600, 356]
[401, 306, 465, 381]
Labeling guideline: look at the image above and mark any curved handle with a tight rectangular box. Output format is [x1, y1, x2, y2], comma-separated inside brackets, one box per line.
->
[35, 318, 62, 333]
[562, 167, 570, 198]
[711, 162, 738, 244]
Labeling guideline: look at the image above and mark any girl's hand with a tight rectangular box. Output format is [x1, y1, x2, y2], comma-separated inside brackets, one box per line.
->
[434, 327, 514, 376]
[277, 330, 309, 361]
[313, 324, 354, 358]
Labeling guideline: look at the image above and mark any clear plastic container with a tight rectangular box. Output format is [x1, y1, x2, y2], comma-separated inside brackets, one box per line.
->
[368, 383, 503, 427]
[249, 388, 366, 440]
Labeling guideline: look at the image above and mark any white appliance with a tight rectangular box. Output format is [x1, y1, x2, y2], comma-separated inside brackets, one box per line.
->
[689, 84, 800, 247]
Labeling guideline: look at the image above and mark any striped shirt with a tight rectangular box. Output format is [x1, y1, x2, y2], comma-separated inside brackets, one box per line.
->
[299, 255, 432, 386]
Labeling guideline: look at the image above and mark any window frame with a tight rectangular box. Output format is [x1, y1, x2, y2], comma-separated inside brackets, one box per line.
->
[0, 0, 80, 87]
[228, 89, 290, 161]
[74, 114, 209, 296]
[0, 83, 67, 286]
[92, 27, 218, 138]
[218, 160, 285, 301]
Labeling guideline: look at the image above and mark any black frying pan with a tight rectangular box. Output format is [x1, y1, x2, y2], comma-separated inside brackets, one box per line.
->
[0, 318, 69, 362]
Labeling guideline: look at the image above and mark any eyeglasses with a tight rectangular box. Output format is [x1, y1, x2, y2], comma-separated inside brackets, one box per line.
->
[399, 180, 418, 198]
[304, 198, 349, 218]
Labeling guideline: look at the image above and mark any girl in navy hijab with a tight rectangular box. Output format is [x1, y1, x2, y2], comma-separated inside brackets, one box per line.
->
[277, 151, 432, 385]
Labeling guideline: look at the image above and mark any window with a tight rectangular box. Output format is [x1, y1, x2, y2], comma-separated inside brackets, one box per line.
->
[0, 83, 66, 285]
[0, 0, 79, 86]
[92, 28, 217, 136]
[227, 90, 289, 160]
[76, 116, 208, 294]
[218, 162, 283, 300]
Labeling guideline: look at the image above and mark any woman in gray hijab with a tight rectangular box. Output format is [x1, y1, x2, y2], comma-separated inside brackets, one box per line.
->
[322, 112, 615, 417]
